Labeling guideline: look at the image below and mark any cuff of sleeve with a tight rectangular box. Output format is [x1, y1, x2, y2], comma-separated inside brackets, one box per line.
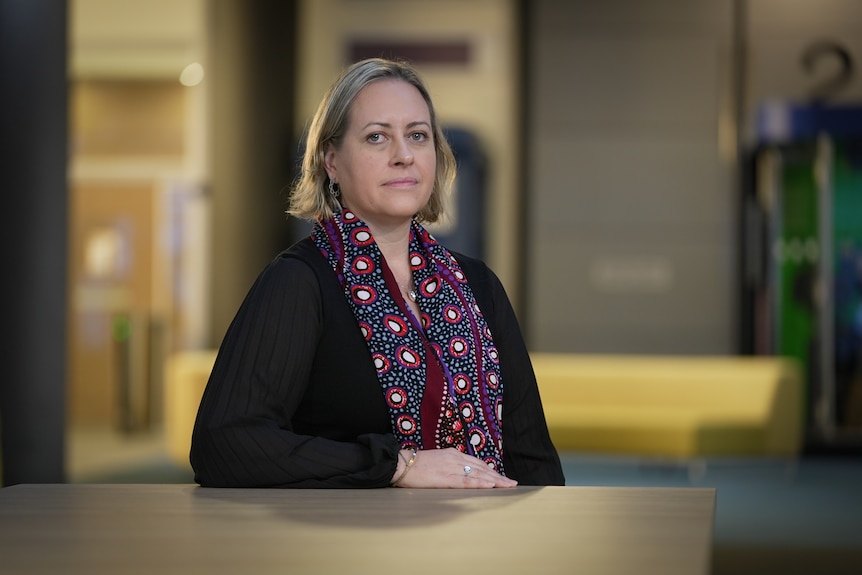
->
[357, 433, 401, 487]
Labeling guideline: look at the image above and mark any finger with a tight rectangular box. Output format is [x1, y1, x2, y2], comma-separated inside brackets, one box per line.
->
[461, 477, 496, 489]
[461, 459, 503, 479]
[459, 463, 517, 488]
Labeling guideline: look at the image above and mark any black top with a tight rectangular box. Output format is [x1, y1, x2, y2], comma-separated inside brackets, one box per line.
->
[190, 238, 564, 488]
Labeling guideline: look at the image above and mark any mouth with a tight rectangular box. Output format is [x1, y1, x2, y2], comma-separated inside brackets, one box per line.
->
[384, 178, 418, 187]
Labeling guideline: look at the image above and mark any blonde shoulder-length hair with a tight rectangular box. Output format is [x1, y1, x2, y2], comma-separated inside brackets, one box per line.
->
[288, 58, 457, 223]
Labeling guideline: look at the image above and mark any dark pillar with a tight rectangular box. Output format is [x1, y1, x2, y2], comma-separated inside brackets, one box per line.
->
[0, 0, 68, 485]
[209, 0, 297, 344]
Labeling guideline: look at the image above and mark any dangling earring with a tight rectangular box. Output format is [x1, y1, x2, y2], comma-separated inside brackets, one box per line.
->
[328, 179, 340, 198]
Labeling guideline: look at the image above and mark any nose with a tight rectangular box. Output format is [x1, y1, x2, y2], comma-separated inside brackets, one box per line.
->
[391, 137, 414, 166]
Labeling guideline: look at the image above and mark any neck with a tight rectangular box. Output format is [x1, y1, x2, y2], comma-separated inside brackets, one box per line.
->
[368, 222, 414, 290]
[375, 227, 411, 265]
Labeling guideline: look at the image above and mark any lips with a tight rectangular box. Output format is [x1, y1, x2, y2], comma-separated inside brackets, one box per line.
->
[384, 178, 418, 187]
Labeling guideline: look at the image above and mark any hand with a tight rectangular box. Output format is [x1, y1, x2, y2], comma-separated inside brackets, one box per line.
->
[392, 447, 517, 489]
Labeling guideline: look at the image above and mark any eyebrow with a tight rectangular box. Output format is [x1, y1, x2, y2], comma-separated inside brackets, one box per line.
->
[360, 120, 431, 131]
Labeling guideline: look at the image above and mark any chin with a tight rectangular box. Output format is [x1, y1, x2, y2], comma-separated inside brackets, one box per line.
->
[385, 200, 428, 219]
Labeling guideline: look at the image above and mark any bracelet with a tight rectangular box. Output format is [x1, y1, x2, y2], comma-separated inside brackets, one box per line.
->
[391, 448, 417, 486]
[397, 450, 410, 467]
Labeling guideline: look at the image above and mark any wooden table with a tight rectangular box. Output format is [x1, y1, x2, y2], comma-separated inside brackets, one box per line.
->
[0, 484, 715, 574]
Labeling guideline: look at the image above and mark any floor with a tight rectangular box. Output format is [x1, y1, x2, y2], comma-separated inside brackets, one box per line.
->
[562, 453, 862, 575]
[67, 426, 862, 575]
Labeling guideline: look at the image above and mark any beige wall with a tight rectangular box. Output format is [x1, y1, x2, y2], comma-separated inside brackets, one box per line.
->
[71, 0, 207, 78]
[526, 0, 738, 354]
[296, 0, 523, 306]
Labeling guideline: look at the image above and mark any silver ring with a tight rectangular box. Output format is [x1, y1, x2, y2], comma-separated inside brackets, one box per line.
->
[463, 465, 473, 476]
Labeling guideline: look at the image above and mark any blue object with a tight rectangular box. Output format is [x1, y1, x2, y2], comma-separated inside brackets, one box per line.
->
[756, 101, 862, 144]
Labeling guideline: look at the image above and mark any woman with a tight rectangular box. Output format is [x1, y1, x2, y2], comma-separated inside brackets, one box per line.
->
[190, 58, 564, 488]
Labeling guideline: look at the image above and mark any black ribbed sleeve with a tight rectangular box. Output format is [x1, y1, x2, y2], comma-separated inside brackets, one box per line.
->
[190, 253, 400, 488]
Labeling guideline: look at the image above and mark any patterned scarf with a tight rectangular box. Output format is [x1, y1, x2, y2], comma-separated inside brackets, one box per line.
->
[312, 208, 505, 473]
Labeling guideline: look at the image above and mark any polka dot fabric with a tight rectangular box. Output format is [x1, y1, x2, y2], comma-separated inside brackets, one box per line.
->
[314, 210, 505, 474]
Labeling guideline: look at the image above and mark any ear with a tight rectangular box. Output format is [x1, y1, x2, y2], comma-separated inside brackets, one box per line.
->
[323, 142, 337, 181]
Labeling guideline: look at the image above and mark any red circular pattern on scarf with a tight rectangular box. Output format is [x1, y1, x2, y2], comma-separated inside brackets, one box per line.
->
[386, 387, 408, 409]
[352, 255, 374, 275]
[359, 321, 373, 341]
[459, 401, 475, 423]
[410, 252, 425, 270]
[372, 353, 390, 373]
[449, 336, 469, 358]
[396, 345, 421, 368]
[486, 371, 499, 389]
[420, 276, 440, 297]
[384, 314, 409, 336]
[469, 427, 486, 451]
[350, 227, 374, 246]
[453, 373, 471, 395]
[397, 415, 417, 435]
[443, 305, 462, 324]
[351, 285, 377, 305]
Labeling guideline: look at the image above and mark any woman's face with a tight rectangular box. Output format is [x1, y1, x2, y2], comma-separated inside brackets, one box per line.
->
[325, 79, 436, 230]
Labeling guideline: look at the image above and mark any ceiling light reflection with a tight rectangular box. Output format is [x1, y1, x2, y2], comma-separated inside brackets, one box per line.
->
[180, 63, 205, 87]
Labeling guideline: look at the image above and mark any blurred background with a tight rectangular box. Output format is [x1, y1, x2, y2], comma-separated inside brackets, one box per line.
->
[2, 0, 862, 572]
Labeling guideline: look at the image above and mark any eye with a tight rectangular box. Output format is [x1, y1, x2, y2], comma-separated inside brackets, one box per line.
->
[410, 131, 429, 142]
[367, 133, 383, 143]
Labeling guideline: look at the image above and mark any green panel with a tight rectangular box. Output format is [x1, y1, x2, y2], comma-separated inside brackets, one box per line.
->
[777, 155, 818, 373]
[768, 140, 862, 429]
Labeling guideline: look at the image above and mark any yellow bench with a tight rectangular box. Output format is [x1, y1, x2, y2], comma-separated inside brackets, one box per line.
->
[163, 350, 217, 469]
[530, 352, 804, 458]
